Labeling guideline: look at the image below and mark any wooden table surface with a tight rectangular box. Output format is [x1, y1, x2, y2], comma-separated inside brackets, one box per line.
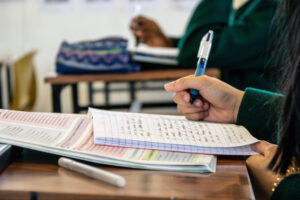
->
[44, 69, 221, 84]
[0, 150, 253, 200]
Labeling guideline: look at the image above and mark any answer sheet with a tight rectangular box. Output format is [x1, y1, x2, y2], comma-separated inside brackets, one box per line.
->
[90, 109, 259, 155]
[0, 109, 216, 172]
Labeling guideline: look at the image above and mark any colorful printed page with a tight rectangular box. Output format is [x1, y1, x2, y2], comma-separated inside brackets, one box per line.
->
[90, 108, 259, 155]
[0, 109, 216, 173]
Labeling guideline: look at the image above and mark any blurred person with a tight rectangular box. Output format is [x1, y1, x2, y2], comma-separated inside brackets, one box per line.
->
[164, 0, 300, 198]
[130, 0, 278, 91]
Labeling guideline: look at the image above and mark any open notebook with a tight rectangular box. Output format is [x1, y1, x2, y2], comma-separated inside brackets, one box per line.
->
[0, 109, 216, 173]
[90, 109, 259, 155]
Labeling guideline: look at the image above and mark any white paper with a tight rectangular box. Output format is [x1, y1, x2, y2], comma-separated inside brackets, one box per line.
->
[0, 109, 216, 172]
[130, 45, 179, 65]
[39, 0, 74, 12]
[169, 0, 203, 10]
[130, 45, 179, 57]
[90, 108, 259, 155]
[81, 0, 116, 11]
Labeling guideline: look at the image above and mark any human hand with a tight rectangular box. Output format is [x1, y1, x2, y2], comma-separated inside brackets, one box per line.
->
[130, 16, 173, 47]
[246, 141, 278, 198]
[164, 75, 244, 123]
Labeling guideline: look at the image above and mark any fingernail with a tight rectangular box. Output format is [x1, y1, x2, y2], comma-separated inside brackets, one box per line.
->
[194, 99, 201, 106]
[164, 82, 174, 89]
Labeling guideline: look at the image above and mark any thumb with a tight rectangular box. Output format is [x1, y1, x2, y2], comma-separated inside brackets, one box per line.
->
[251, 141, 271, 155]
[164, 75, 208, 92]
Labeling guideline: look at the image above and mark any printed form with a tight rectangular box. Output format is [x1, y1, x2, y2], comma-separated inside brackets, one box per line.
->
[90, 108, 259, 155]
[0, 109, 216, 172]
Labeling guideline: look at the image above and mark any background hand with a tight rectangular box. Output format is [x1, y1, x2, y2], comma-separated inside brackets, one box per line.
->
[164, 75, 244, 123]
[130, 16, 173, 47]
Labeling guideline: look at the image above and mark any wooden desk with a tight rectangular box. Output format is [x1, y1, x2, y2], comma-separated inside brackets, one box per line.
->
[0, 150, 254, 200]
[44, 69, 220, 113]
[44, 69, 195, 113]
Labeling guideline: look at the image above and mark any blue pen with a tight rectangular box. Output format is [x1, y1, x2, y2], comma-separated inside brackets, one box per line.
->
[189, 30, 214, 104]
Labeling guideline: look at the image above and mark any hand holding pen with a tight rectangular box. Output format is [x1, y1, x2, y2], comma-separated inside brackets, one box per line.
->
[129, 16, 173, 47]
[189, 30, 214, 104]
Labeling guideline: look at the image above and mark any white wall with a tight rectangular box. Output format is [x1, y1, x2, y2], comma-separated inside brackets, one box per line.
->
[0, 0, 195, 113]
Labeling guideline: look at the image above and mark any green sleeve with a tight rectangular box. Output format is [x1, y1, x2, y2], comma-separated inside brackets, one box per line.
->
[177, 0, 277, 70]
[236, 88, 283, 143]
[271, 174, 300, 200]
[169, 37, 180, 47]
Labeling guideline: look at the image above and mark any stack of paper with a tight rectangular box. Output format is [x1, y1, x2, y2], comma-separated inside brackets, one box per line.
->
[130, 46, 179, 66]
[0, 109, 216, 173]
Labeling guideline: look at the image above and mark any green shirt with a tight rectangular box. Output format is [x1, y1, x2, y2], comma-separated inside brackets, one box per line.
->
[172, 0, 278, 91]
[236, 88, 300, 199]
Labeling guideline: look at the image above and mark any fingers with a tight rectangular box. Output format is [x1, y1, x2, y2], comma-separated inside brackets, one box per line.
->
[130, 16, 145, 30]
[172, 91, 209, 121]
[173, 90, 193, 104]
[250, 141, 273, 155]
[173, 91, 209, 108]
[177, 104, 207, 115]
[184, 111, 209, 121]
[164, 75, 209, 93]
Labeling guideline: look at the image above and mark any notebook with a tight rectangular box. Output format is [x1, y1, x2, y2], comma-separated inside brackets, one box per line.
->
[130, 45, 179, 66]
[0, 109, 216, 173]
[90, 108, 259, 155]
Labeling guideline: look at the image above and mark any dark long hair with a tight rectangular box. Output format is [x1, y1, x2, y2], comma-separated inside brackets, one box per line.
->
[268, 0, 300, 174]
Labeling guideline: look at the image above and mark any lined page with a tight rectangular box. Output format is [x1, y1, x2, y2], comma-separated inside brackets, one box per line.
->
[90, 108, 259, 155]
[0, 109, 216, 169]
[73, 130, 214, 166]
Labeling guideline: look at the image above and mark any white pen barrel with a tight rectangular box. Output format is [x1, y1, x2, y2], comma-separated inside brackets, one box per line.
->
[58, 158, 126, 187]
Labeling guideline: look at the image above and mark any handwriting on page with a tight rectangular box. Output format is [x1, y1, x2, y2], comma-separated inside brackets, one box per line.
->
[93, 110, 258, 148]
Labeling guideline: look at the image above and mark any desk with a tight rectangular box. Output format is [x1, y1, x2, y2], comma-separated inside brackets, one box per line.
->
[45, 69, 220, 113]
[0, 150, 254, 200]
[45, 69, 198, 113]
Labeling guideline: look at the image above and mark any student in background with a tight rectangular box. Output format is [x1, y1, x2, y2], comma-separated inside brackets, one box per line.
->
[164, 0, 300, 198]
[130, 0, 278, 91]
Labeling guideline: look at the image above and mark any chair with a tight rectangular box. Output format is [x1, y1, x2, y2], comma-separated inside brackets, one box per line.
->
[10, 50, 37, 111]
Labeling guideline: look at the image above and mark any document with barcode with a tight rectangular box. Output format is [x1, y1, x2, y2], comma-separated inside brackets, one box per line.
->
[90, 108, 259, 155]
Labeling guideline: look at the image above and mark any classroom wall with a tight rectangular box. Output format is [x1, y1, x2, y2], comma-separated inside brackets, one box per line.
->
[0, 0, 195, 113]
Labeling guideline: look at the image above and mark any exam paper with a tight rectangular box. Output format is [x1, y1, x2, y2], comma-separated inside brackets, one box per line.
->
[90, 109, 259, 155]
[0, 109, 216, 172]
